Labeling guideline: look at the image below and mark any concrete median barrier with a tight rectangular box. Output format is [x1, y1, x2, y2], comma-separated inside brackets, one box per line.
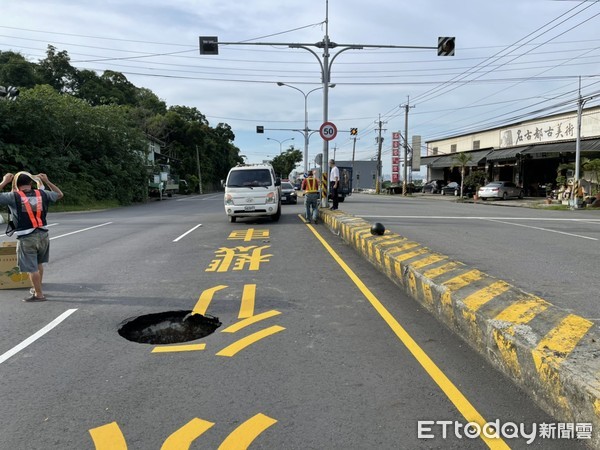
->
[320, 209, 600, 447]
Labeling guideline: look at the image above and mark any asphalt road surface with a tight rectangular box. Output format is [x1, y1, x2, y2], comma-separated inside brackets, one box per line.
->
[0, 194, 591, 449]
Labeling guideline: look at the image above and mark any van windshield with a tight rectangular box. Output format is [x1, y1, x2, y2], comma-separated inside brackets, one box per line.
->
[227, 169, 272, 187]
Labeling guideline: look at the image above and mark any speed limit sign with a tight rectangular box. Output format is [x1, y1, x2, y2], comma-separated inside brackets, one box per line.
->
[319, 122, 337, 141]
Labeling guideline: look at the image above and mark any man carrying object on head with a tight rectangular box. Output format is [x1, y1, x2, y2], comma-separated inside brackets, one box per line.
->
[0, 172, 63, 302]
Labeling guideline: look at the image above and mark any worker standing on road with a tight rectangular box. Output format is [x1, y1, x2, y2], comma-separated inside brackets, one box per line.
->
[0, 172, 63, 302]
[301, 170, 320, 224]
[329, 159, 339, 210]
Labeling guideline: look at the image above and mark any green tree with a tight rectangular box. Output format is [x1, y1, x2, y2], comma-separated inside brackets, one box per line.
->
[463, 170, 486, 191]
[0, 45, 243, 201]
[451, 152, 473, 197]
[271, 147, 303, 179]
[0, 51, 40, 88]
[0, 85, 147, 205]
[583, 158, 600, 194]
[36, 45, 77, 93]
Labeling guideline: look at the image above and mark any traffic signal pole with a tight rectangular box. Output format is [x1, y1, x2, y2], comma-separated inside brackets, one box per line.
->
[199, 3, 454, 204]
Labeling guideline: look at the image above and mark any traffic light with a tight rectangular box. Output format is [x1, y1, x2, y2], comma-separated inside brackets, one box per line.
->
[0, 85, 19, 100]
[256, 126, 264, 134]
[350, 128, 358, 136]
[199, 36, 219, 55]
[437, 37, 455, 56]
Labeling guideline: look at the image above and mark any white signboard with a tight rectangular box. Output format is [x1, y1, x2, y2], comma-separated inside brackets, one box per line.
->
[499, 117, 577, 148]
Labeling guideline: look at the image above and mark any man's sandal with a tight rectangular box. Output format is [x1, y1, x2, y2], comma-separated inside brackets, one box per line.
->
[23, 294, 46, 302]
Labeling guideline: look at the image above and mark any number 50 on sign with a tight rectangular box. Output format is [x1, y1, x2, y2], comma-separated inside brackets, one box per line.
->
[319, 122, 337, 141]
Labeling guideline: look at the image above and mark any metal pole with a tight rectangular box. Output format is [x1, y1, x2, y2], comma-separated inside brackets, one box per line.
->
[321, 0, 330, 208]
[277, 83, 325, 174]
[575, 77, 582, 185]
[351, 136, 357, 178]
[403, 103, 409, 195]
[267, 137, 294, 154]
[376, 115, 383, 194]
[304, 93, 309, 174]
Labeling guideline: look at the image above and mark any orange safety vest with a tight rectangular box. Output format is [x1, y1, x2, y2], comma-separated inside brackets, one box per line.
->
[16, 190, 44, 229]
[304, 177, 319, 193]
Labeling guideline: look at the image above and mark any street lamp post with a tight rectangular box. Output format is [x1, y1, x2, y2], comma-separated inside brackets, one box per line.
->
[276, 83, 335, 174]
[267, 137, 294, 154]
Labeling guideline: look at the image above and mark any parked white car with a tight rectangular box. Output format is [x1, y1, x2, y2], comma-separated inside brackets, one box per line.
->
[478, 181, 524, 200]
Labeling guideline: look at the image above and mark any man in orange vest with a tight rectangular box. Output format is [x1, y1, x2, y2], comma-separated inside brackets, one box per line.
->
[0, 172, 63, 302]
[301, 170, 320, 224]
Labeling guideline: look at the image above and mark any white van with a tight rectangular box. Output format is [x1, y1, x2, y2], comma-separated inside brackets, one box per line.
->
[223, 164, 281, 223]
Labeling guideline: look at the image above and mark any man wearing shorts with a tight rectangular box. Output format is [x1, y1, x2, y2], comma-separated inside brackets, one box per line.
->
[0, 173, 63, 302]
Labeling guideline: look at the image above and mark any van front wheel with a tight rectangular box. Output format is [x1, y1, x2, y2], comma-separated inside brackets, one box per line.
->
[271, 203, 281, 222]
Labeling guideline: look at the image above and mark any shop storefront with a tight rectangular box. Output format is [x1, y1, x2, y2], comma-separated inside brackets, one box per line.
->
[421, 106, 600, 196]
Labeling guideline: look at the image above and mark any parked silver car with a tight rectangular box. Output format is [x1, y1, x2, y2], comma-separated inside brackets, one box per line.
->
[478, 181, 524, 200]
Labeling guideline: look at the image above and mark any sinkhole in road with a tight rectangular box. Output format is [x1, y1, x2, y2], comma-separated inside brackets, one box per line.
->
[118, 310, 221, 345]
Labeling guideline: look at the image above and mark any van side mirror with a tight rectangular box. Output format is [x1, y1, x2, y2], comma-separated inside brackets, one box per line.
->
[221, 179, 225, 187]
[275, 178, 281, 186]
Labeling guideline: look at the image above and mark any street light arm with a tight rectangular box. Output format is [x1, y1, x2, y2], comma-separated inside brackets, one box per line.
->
[288, 45, 325, 81]
[328, 46, 363, 77]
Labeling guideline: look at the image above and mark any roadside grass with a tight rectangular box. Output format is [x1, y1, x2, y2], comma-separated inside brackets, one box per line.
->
[50, 200, 121, 212]
[534, 204, 573, 211]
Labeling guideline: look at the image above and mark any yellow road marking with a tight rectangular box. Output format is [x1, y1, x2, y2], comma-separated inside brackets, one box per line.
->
[393, 248, 430, 262]
[532, 314, 593, 379]
[494, 296, 550, 324]
[222, 310, 282, 333]
[376, 237, 409, 249]
[239, 284, 256, 318]
[151, 344, 206, 353]
[89, 422, 128, 450]
[161, 418, 215, 450]
[492, 296, 550, 377]
[385, 242, 420, 256]
[192, 285, 228, 316]
[442, 269, 484, 291]
[306, 223, 509, 449]
[218, 413, 277, 450]
[530, 314, 593, 410]
[410, 254, 447, 270]
[423, 261, 462, 279]
[216, 326, 286, 357]
[463, 281, 512, 313]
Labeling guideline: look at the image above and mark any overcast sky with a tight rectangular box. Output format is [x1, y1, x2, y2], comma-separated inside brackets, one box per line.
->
[2, 0, 600, 177]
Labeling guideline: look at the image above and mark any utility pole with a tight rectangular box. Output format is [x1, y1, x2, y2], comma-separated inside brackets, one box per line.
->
[573, 77, 594, 209]
[351, 136, 358, 172]
[332, 144, 337, 161]
[402, 97, 415, 195]
[375, 115, 386, 194]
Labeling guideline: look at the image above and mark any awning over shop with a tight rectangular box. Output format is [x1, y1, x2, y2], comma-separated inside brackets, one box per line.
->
[421, 138, 600, 168]
[521, 138, 600, 155]
[486, 146, 530, 161]
[426, 149, 492, 168]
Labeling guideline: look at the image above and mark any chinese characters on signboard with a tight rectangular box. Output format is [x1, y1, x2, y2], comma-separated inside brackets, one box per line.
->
[392, 132, 400, 184]
[499, 118, 576, 148]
